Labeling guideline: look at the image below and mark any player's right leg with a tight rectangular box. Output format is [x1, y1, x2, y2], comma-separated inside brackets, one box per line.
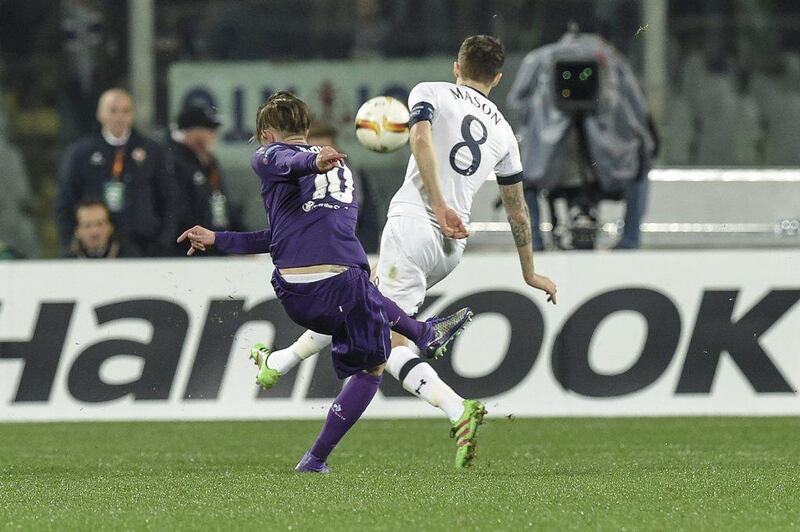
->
[250, 225, 469, 388]
[250, 296, 472, 388]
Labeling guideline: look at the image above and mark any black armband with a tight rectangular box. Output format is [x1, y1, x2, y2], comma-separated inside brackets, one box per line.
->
[496, 172, 524, 186]
[408, 101, 435, 128]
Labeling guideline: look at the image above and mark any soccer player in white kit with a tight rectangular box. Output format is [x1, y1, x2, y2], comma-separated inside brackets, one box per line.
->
[253, 35, 557, 468]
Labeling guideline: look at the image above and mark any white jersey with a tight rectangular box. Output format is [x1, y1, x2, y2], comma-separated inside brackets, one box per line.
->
[388, 81, 524, 226]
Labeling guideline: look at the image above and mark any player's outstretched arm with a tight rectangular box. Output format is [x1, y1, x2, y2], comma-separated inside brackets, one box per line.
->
[266, 145, 346, 178]
[315, 146, 347, 172]
[177, 225, 216, 256]
[177, 225, 215, 256]
[409, 121, 468, 239]
[177, 226, 273, 256]
[214, 228, 271, 255]
[498, 182, 557, 304]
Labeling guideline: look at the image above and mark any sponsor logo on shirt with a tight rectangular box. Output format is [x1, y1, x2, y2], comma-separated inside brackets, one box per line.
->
[302, 201, 341, 213]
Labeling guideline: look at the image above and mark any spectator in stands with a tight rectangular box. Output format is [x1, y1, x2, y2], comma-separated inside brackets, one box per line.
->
[56, 88, 178, 257]
[307, 123, 380, 253]
[165, 102, 241, 255]
[507, 25, 656, 250]
[63, 199, 139, 258]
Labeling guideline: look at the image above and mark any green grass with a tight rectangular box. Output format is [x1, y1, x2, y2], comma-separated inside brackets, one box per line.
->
[1, 417, 798, 531]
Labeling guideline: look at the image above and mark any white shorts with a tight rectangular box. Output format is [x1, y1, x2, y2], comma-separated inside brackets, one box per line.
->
[376, 215, 466, 315]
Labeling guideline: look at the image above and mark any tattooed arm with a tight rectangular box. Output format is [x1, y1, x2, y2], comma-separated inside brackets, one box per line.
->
[498, 182, 557, 304]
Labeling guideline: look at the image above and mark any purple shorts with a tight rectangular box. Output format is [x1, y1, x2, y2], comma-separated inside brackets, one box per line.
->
[271, 268, 391, 379]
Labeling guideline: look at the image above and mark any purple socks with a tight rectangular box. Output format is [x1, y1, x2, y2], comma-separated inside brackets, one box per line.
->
[309, 371, 383, 462]
[376, 292, 428, 344]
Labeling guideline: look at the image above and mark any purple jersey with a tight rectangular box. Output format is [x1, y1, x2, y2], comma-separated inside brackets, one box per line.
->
[251, 143, 369, 271]
[215, 228, 271, 254]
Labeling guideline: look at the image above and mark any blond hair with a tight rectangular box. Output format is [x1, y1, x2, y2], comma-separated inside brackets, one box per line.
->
[255, 91, 311, 144]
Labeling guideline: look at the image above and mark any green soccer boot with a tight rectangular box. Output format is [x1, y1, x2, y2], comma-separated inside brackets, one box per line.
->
[249, 343, 281, 390]
[450, 399, 487, 468]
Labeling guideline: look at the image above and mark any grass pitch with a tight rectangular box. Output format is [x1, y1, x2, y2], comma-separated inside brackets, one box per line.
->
[1, 417, 797, 531]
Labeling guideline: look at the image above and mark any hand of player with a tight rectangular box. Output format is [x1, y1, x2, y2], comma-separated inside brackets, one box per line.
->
[177, 225, 215, 256]
[316, 146, 347, 173]
[526, 273, 557, 304]
[433, 205, 469, 239]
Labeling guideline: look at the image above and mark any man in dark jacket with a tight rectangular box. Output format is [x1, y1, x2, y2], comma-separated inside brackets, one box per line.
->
[63, 199, 140, 259]
[56, 88, 178, 256]
[165, 102, 241, 255]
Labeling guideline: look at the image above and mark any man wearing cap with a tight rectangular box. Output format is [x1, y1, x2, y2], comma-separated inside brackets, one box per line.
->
[165, 102, 242, 255]
[57, 88, 178, 256]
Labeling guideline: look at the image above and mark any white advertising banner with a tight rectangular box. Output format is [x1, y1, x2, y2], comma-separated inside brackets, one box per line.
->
[1, 250, 799, 422]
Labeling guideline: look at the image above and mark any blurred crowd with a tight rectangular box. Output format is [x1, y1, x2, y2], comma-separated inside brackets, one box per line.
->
[55, 89, 241, 258]
[1, 0, 799, 258]
[3, 85, 379, 260]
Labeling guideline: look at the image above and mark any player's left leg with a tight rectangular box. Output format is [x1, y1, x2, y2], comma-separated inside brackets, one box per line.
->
[296, 365, 384, 473]
[385, 338, 485, 468]
[385, 340, 465, 422]
[375, 217, 473, 424]
[292, 269, 391, 473]
[377, 218, 486, 467]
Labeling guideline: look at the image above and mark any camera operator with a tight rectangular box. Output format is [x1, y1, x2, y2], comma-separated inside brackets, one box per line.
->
[507, 24, 657, 250]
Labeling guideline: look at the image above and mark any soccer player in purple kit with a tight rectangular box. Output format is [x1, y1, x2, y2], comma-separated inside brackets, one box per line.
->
[178, 92, 472, 473]
[209, 36, 558, 470]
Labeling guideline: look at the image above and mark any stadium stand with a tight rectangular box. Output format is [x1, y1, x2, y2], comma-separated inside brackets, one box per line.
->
[0, 0, 798, 256]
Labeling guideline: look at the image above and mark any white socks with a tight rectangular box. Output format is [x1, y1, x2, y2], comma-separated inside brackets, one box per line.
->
[268, 334, 466, 423]
[385, 346, 465, 422]
[267, 330, 332, 374]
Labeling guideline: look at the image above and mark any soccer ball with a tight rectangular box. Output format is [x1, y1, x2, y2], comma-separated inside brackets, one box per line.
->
[354, 96, 410, 153]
